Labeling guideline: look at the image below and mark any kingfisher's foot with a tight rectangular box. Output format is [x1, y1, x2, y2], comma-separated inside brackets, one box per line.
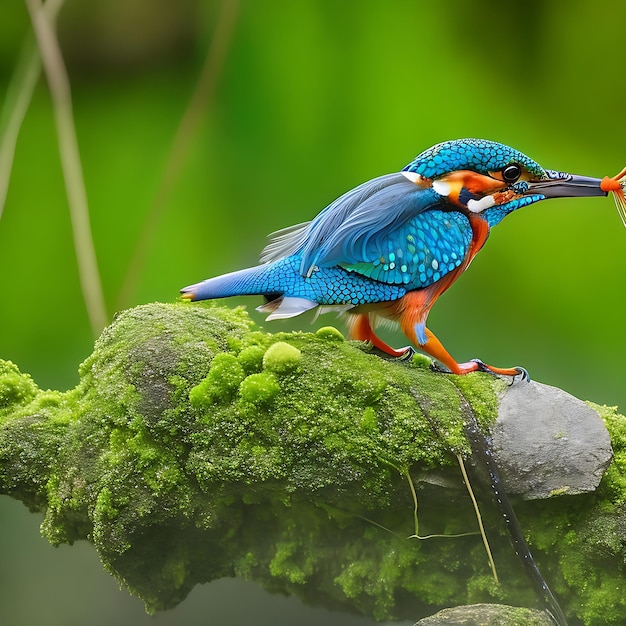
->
[467, 359, 530, 382]
[430, 361, 453, 374]
[396, 346, 416, 362]
[428, 359, 528, 383]
[512, 366, 530, 382]
[368, 344, 416, 361]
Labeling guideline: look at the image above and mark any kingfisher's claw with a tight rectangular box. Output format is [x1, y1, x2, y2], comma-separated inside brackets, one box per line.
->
[469, 359, 530, 383]
[469, 358, 490, 372]
[396, 346, 416, 362]
[513, 366, 530, 382]
[365, 342, 416, 362]
[429, 361, 452, 374]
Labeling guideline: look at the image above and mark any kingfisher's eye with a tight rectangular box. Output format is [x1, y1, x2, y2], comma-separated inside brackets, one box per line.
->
[502, 164, 522, 183]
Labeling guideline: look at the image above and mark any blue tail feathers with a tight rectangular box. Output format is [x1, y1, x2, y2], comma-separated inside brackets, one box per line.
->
[180, 255, 408, 313]
[180, 265, 271, 301]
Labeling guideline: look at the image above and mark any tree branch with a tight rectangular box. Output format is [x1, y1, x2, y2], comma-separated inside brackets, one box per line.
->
[0, 303, 623, 623]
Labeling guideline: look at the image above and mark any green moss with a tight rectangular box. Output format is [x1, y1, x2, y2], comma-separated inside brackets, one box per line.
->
[315, 326, 345, 342]
[507, 401, 626, 625]
[189, 353, 245, 407]
[590, 402, 626, 503]
[269, 540, 314, 584]
[418, 604, 554, 625]
[409, 352, 434, 369]
[0, 361, 38, 415]
[0, 302, 623, 624]
[449, 372, 507, 430]
[262, 341, 302, 375]
[238, 372, 280, 405]
[236, 345, 266, 374]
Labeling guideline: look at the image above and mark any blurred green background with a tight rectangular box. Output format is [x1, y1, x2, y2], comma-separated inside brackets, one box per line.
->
[1, 0, 625, 624]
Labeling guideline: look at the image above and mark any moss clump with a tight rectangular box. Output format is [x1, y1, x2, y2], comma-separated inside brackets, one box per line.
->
[189, 353, 245, 407]
[262, 341, 302, 375]
[0, 302, 622, 624]
[236, 345, 266, 374]
[0, 361, 38, 414]
[315, 326, 345, 342]
[238, 372, 280, 405]
[409, 352, 434, 369]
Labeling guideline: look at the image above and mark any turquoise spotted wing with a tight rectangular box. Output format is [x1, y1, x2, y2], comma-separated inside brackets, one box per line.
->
[340, 210, 472, 290]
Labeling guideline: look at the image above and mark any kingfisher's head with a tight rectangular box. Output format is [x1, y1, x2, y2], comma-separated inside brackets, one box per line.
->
[402, 139, 607, 226]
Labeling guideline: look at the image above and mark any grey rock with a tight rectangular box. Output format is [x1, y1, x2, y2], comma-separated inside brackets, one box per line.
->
[415, 603, 553, 625]
[493, 380, 613, 499]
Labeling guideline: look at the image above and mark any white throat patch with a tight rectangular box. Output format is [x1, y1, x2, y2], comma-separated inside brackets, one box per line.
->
[467, 195, 496, 213]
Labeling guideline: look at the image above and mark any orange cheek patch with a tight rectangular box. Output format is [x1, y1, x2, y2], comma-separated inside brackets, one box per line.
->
[435, 170, 507, 209]
[493, 189, 517, 205]
[464, 173, 506, 196]
[441, 170, 505, 195]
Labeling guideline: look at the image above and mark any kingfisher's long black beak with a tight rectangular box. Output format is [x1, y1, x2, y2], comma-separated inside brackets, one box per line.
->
[527, 172, 608, 199]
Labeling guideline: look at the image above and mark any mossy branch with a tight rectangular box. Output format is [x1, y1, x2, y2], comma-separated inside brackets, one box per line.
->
[0, 303, 625, 623]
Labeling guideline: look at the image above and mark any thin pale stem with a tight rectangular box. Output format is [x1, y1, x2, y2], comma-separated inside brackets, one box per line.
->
[24, 0, 108, 335]
[116, 0, 240, 309]
[407, 468, 420, 537]
[0, 0, 64, 220]
[457, 452, 499, 584]
[405, 469, 478, 541]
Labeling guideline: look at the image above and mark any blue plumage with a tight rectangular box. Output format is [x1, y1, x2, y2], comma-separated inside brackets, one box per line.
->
[340, 209, 470, 286]
[182, 208, 471, 320]
[404, 138, 545, 179]
[182, 138, 609, 375]
[184, 255, 408, 312]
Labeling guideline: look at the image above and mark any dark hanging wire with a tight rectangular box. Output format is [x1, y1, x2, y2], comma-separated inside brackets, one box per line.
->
[457, 385, 568, 626]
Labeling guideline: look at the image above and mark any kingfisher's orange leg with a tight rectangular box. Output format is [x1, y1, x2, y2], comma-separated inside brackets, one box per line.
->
[388, 285, 524, 377]
[416, 327, 522, 376]
[394, 307, 523, 376]
[349, 314, 413, 358]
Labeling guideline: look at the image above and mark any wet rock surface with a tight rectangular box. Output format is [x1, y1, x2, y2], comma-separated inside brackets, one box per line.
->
[493, 380, 613, 499]
[416, 602, 553, 625]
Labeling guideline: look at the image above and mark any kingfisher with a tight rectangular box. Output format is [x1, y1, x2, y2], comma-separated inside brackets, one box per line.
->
[181, 139, 614, 376]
